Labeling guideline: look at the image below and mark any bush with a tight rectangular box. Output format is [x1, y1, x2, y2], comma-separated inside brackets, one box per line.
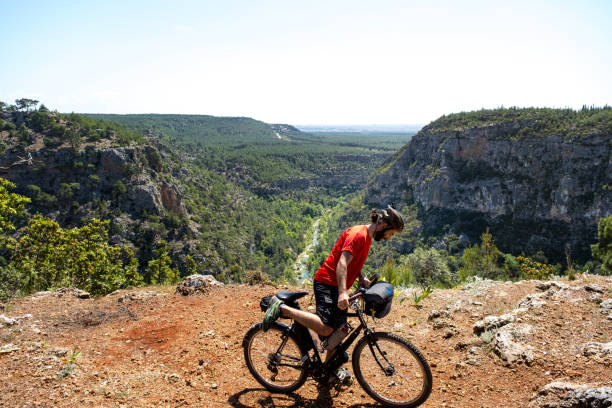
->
[406, 247, 454, 287]
[144, 240, 179, 285]
[458, 228, 503, 281]
[0, 178, 30, 235]
[517, 256, 554, 280]
[244, 268, 271, 285]
[0, 265, 24, 302]
[8, 216, 143, 295]
[591, 216, 612, 275]
[28, 111, 54, 132]
[112, 180, 127, 198]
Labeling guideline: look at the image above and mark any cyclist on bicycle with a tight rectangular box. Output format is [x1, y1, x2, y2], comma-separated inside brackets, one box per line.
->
[262, 205, 405, 350]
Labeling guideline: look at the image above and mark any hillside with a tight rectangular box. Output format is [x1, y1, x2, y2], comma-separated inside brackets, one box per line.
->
[84, 114, 291, 145]
[1, 274, 610, 407]
[85, 114, 412, 197]
[364, 107, 612, 263]
[0, 104, 415, 291]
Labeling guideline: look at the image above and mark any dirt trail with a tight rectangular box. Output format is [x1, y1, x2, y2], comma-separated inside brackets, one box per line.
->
[1, 275, 610, 407]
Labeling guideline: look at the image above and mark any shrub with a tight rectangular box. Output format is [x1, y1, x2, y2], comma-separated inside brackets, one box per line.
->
[517, 256, 554, 280]
[406, 247, 454, 287]
[144, 240, 179, 285]
[459, 228, 503, 281]
[8, 216, 143, 295]
[112, 180, 127, 198]
[0, 178, 30, 235]
[244, 268, 271, 285]
[591, 216, 612, 275]
[28, 111, 54, 132]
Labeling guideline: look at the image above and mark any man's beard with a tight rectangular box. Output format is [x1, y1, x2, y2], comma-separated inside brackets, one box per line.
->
[374, 229, 386, 241]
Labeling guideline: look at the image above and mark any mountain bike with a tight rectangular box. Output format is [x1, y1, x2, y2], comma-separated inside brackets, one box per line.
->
[242, 275, 432, 408]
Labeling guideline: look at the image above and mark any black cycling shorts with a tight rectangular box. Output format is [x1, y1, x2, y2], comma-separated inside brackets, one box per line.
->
[314, 280, 347, 329]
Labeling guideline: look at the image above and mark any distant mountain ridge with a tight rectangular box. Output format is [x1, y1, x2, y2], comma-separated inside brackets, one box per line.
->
[298, 124, 423, 133]
[85, 113, 322, 145]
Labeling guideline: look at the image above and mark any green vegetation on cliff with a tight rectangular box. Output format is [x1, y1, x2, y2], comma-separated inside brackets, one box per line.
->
[426, 106, 612, 140]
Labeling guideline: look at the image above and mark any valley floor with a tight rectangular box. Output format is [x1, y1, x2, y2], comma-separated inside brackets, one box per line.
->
[1, 275, 610, 407]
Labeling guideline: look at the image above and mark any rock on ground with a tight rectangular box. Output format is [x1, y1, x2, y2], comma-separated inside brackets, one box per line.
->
[32, 288, 90, 299]
[528, 382, 612, 408]
[473, 313, 515, 335]
[175, 274, 224, 296]
[492, 323, 534, 365]
[583, 342, 612, 358]
[600, 299, 612, 320]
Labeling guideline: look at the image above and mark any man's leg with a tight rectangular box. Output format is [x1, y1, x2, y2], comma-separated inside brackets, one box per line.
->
[279, 305, 334, 337]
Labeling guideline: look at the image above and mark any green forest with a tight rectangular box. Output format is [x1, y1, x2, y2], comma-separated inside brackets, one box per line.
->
[0, 100, 610, 302]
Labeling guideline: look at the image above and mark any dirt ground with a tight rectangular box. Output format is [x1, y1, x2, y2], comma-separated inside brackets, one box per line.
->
[1, 274, 610, 408]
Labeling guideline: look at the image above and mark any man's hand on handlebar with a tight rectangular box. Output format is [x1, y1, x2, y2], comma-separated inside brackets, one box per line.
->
[338, 291, 350, 310]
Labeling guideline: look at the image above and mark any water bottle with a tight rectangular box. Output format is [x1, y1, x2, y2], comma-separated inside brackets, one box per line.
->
[321, 322, 352, 351]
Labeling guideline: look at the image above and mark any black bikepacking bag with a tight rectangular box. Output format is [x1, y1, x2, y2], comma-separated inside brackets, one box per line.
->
[364, 282, 394, 318]
[260, 295, 273, 312]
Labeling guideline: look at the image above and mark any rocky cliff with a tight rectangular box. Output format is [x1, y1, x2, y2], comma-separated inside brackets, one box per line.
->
[366, 112, 612, 261]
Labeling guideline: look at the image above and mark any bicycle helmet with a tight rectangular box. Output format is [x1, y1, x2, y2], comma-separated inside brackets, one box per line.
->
[381, 205, 404, 232]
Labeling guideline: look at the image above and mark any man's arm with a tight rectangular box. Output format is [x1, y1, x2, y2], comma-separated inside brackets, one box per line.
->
[336, 250, 353, 310]
[358, 271, 371, 288]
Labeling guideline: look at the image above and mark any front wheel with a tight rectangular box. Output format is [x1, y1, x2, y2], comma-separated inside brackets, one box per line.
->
[243, 322, 308, 393]
[352, 332, 432, 408]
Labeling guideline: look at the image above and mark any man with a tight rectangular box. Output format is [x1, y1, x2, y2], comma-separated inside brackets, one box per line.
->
[262, 205, 404, 344]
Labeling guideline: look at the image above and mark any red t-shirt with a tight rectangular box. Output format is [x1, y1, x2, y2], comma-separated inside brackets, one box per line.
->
[314, 225, 372, 290]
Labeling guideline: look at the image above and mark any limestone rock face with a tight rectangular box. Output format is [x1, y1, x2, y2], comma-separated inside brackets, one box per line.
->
[160, 181, 185, 214]
[365, 122, 611, 261]
[4, 145, 185, 218]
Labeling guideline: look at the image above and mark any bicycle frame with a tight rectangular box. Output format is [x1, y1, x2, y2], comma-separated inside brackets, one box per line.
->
[282, 294, 378, 382]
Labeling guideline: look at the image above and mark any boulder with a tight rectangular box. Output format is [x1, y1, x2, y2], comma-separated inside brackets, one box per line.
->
[117, 291, 158, 303]
[55, 288, 91, 299]
[583, 342, 612, 358]
[536, 281, 569, 291]
[176, 274, 224, 296]
[1, 314, 17, 326]
[473, 313, 515, 335]
[528, 382, 612, 408]
[492, 323, 534, 365]
[599, 299, 612, 313]
[428, 309, 451, 320]
[519, 292, 548, 309]
[1, 313, 32, 326]
[583, 284, 606, 293]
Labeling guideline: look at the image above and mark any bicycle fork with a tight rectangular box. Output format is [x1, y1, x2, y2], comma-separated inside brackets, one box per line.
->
[366, 334, 395, 376]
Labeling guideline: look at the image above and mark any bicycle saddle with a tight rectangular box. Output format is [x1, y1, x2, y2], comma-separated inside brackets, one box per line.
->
[276, 291, 308, 303]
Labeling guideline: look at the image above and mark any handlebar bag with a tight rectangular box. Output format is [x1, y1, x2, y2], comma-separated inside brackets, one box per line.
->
[364, 282, 394, 318]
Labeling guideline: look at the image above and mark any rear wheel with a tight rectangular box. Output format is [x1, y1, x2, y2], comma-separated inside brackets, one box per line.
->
[352, 332, 432, 407]
[243, 322, 308, 393]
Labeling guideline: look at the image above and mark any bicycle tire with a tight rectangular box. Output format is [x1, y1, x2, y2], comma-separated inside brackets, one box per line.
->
[352, 332, 432, 408]
[243, 322, 308, 393]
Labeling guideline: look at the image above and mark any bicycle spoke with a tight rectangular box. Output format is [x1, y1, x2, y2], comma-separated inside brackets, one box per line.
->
[245, 325, 306, 391]
[353, 333, 432, 407]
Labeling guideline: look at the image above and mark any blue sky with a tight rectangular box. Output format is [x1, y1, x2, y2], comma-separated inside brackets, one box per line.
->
[2, 0, 611, 125]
